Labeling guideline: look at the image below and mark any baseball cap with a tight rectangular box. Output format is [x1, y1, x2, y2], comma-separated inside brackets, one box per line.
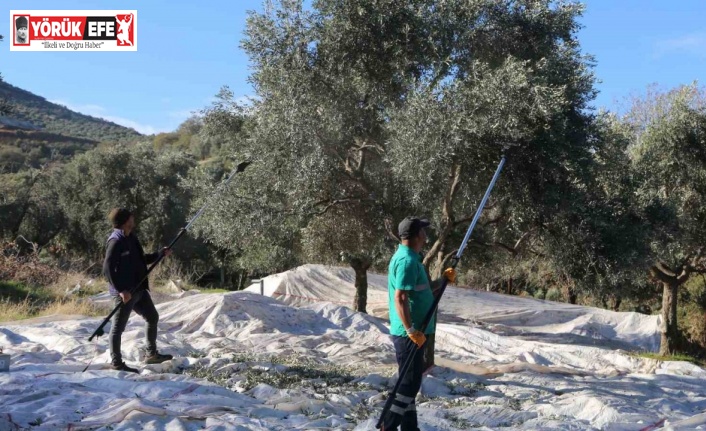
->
[398, 216, 431, 240]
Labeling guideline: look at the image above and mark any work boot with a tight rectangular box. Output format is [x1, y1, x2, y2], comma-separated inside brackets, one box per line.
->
[111, 361, 139, 373]
[144, 352, 173, 364]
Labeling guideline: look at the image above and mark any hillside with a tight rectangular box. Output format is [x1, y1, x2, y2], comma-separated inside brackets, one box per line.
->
[0, 81, 143, 172]
[0, 81, 142, 142]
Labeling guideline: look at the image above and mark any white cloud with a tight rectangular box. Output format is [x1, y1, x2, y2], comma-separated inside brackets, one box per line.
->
[654, 32, 706, 59]
[48, 99, 162, 135]
[168, 109, 199, 120]
[95, 114, 160, 135]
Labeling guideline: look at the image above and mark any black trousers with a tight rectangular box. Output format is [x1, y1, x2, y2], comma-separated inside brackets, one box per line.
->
[109, 290, 159, 365]
[380, 335, 425, 431]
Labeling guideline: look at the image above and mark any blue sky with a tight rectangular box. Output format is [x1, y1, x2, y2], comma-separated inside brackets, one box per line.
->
[1, 0, 704, 135]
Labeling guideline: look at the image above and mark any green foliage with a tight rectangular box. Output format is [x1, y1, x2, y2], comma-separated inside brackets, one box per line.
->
[238, 0, 416, 259]
[540, 112, 652, 302]
[184, 156, 299, 275]
[0, 280, 50, 303]
[0, 170, 42, 239]
[620, 84, 706, 353]
[37, 144, 197, 260]
[0, 100, 12, 116]
[628, 84, 706, 268]
[196, 0, 654, 312]
[301, 203, 390, 269]
[545, 287, 562, 302]
[386, 0, 599, 276]
[0, 130, 99, 173]
[153, 132, 181, 151]
[633, 352, 705, 366]
[676, 276, 706, 355]
[150, 105, 247, 162]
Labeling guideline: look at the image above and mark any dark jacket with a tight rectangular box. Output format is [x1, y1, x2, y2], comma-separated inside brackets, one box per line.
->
[103, 229, 160, 296]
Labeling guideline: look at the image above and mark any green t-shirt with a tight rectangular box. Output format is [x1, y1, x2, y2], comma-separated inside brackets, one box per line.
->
[388, 244, 436, 336]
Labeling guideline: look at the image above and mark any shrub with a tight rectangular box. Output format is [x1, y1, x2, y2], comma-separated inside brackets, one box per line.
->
[545, 287, 562, 302]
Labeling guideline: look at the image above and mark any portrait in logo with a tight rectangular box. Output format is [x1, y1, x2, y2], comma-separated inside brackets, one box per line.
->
[14, 15, 29, 45]
[115, 13, 133, 46]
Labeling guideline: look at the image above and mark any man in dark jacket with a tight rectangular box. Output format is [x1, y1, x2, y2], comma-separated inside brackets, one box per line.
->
[103, 208, 173, 373]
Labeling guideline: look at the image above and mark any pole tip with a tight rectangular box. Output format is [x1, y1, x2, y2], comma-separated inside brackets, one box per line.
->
[236, 160, 252, 172]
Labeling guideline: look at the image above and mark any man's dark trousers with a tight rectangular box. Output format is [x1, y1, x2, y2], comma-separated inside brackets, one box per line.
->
[109, 289, 159, 365]
[384, 335, 424, 431]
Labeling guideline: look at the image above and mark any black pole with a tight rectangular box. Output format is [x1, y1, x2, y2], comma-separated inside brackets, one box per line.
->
[86, 161, 251, 344]
[376, 154, 506, 429]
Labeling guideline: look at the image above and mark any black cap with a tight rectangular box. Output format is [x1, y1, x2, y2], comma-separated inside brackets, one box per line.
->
[398, 216, 430, 240]
[15, 16, 28, 29]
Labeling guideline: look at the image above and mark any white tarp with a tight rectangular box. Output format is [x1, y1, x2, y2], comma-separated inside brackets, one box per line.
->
[245, 264, 661, 352]
[1, 265, 700, 431]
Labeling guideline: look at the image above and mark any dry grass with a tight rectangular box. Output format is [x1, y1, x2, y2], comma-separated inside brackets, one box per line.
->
[149, 255, 197, 285]
[41, 297, 109, 317]
[633, 352, 706, 367]
[0, 296, 109, 323]
[0, 297, 36, 322]
[0, 270, 110, 323]
[45, 271, 106, 298]
[0, 246, 205, 322]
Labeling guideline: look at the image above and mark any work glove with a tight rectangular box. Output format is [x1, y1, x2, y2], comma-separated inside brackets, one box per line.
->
[444, 267, 457, 284]
[407, 328, 426, 349]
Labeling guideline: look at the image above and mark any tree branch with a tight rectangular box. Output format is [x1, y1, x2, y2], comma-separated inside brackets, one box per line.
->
[650, 265, 677, 284]
[513, 231, 532, 251]
[423, 162, 462, 269]
[353, 140, 384, 154]
[384, 218, 400, 243]
[656, 261, 677, 278]
[677, 267, 691, 284]
[453, 215, 475, 227]
[442, 249, 458, 265]
[434, 249, 459, 278]
[454, 203, 504, 228]
[685, 248, 706, 273]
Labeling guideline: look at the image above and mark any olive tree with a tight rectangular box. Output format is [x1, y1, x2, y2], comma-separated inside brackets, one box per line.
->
[45, 144, 197, 260]
[387, 0, 598, 281]
[625, 84, 706, 354]
[197, 0, 444, 310]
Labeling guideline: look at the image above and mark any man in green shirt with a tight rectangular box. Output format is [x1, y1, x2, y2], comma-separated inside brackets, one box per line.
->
[382, 216, 455, 431]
